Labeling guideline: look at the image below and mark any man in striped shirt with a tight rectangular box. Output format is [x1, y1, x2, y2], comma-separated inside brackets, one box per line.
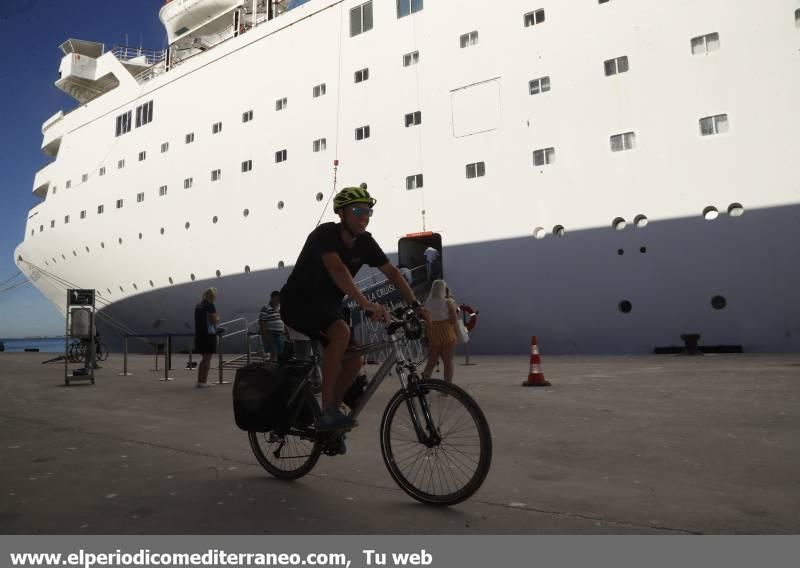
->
[259, 291, 286, 361]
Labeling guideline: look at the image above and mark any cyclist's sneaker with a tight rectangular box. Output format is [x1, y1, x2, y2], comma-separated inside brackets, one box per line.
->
[317, 405, 357, 432]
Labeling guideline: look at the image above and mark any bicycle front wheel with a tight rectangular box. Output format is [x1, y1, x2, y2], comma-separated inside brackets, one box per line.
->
[380, 379, 492, 506]
[248, 390, 322, 480]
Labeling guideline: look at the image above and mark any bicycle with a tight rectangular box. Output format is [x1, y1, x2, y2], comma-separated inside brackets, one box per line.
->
[247, 304, 492, 506]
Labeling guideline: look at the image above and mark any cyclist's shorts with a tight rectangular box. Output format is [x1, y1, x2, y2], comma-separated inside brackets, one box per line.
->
[280, 293, 345, 342]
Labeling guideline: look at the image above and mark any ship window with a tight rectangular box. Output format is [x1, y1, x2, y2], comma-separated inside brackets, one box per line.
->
[168, 277, 174, 284]
[313, 138, 327, 152]
[243, 208, 250, 217]
[599, 0, 611, 4]
[355, 125, 371, 141]
[138, 151, 146, 162]
[728, 203, 744, 217]
[161, 142, 169, 153]
[135, 101, 153, 128]
[524, 9, 545, 27]
[97, 205, 104, 215]
[406, 174, 423, 190]
[185, 222, 191, 229]
[212, 216, 218, 224]
[211, 169, 222, 181]
[138, 233, 142, 240]
[634, 214, 648, 228]
[553, 225, 565, 237]
[354, 68, 370, 83]
[275, 149, 288, 163]
[52, 186, 57, 194]
[159, 185, 168, 196]
[403, 50, 419, 67]
[610, 131, 636, 152]
[466, 162, 486, 179]
[604, 55, 629, 76]
[190, 273, 196, 281]
[184, 177, 193, 189]
[242, 109, 254, 122]
[64, 215, 70, 224]
[703, 206, 719, 220]
[618, 300, 632, 314]
[397, 0, 423, 18]
[350, 1, 374, 37]
[313, 83, 327, 97]
[278, 201, 285, 210]
[215, 270, 221, 278]
[66, 180, 72, 189]
[137, 192, 144, 203]
[99, 167, 106, 176]
[245, 265, 252, 273]
[117, 199, 124, 209]
[275, 97, 288, 111]
[532, 147, 555, 166]
[185, 132, 195, 144]
[39, 225, 43, 232]
[80, 210, 86, 219]
[612, 217, 627, 230]
[529, 76, 550, 95]
[405, 111, 422, 127]
[796, 9, 800, 26]
[711, 295, 727, 310]
[118, 159, 125, 169]
[160, 227, 165, 234]
[532, 227, 546, 239]
[212, 121, 223, 134]
[691, 33, 720, 55]
[241, 160, 253, 173]
[82, 173, 88, 183]
[115, 110, 132, 137]
[699, 114, 728, 136]
[50, 220, 55, 228]
[316, 192, 324, 202]
[460, 31, 479, 48]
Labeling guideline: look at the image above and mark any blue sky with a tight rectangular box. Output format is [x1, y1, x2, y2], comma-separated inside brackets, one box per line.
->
[0, 1, 165, 337]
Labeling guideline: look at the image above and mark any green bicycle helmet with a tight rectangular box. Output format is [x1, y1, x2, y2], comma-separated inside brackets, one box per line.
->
[333, 183, 377, 213]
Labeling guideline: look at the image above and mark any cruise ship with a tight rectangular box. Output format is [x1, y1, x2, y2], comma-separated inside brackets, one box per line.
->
[14, 0, 800, 354]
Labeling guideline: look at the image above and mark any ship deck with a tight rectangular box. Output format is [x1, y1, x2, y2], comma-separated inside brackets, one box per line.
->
[1, 352, 799, 534]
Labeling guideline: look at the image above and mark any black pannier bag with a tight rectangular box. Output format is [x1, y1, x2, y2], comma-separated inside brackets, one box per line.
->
[232, 361, 313, 432]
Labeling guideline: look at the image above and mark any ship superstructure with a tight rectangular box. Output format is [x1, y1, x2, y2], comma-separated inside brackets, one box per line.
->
[14, 0, 800, 353]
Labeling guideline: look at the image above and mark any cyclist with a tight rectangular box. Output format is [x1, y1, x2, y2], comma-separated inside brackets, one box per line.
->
[280, 184, 428, 431]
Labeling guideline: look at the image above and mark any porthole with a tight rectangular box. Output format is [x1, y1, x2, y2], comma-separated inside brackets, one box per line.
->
[243, 208, 250, 217]
[160, 228, 165, 235]
[118, 238, 123, 245]
[52, 258, 56, 263]
[244, 265, 251, 273]
[149, 280, 154, 287]
[133, 283, 138, 290]
[212, 216, 218, 224]
[119, 286, 124, 292]
[138, 232, 143, 240]
[72, 250, 77, 256]
[185, 222, 190, 230]
[316, 193, 324, 202]
[106, 288, 111, 295]
[639, 246, 647, 254]
[278, 261, 285, 269]
[618, 300, 632, 314]
[85, 246, 90, 253]
[168, 277, 174, 284]
[215, 270, 221, 277]
[612, 217, 627, 231]
[702, 206, 719, 220]
[553, 225, 565, 237]
[532, 227, 546, 239]
[100, 242, 105, 249]
[45, 261, 49, 266]
[61, 254, 66, 260]
[617, 249, 624, 256]
[634, 214, 648, 228]
[711, 295, 727, 310]
[278, 201, 285, 210]
[190, 273, 196, 281]
[728, 203, 744, 217]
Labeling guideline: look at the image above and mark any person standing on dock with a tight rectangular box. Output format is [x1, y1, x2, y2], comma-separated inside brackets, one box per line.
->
[194, 287, 219, 388]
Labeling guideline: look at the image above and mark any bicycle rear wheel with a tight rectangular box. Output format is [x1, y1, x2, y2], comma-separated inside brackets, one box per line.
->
[380, 379, 492, 506]
[248, 389, 322, 480]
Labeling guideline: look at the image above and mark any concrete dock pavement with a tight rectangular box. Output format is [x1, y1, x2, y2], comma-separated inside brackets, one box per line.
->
[1, 352, 799, 534]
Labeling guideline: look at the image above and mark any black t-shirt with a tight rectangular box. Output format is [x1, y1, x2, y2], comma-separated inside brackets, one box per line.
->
[194, 300, 216, 337]
[283, 222, 389, 303]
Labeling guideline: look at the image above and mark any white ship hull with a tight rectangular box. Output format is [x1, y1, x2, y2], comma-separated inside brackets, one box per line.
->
[15, 0, 800, 353]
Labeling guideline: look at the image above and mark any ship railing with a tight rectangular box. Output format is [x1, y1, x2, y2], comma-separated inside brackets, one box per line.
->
[111, 45, 167, 65]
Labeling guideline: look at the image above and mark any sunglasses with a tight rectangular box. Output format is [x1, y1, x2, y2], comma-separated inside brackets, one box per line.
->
[351, 206, 374, 218]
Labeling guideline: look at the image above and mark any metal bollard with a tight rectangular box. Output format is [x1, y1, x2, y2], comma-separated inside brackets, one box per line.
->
[160, 335, 174, 381]
[119, 335, 132, 376]
[216, 333, 230, 384]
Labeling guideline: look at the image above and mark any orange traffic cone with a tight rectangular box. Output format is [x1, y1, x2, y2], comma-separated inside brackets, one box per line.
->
[522, 336, 551, 387]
